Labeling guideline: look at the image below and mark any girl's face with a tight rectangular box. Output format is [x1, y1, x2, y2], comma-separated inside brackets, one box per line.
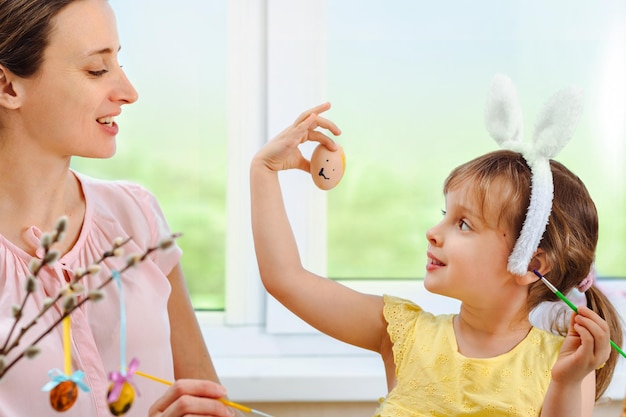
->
[424, 181, 518, 304]
[16, 0, 138, 159]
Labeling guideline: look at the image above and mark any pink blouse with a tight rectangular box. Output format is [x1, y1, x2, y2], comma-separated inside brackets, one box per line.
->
[0, 172, 182, 416]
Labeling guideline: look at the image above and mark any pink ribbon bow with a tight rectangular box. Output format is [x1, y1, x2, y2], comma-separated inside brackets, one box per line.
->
[107, 358, 140, 402]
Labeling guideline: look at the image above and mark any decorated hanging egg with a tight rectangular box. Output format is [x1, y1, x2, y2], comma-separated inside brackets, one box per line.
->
[49, 380, 78, 412]
[107, 381, 135, 416]
[310, 144, 345, 190]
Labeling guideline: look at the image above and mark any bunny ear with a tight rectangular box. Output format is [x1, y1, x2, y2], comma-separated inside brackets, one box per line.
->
[482, 74, 584, 276]
[532, 87, 584, 158]
[484, 74, 524, 147]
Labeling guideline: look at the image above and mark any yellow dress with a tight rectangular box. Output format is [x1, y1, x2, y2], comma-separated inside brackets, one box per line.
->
[374, 295, 564, 417]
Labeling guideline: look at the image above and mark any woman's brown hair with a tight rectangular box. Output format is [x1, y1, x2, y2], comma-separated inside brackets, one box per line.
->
[0, 0, 77, 77]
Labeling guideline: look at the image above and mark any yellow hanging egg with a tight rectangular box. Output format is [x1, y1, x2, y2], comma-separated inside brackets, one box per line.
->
[49, 380, 78, 412]
[107, 381, 135, 416]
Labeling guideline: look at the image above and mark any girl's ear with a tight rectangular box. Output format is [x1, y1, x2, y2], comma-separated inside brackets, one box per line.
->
[0, 65, 23, 110]
[516, 248, 551, 286]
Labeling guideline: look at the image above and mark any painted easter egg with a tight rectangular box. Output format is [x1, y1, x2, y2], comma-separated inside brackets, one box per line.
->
[310, 144, 345, 190]
[107, 381, 135, 416]
[49, 380, 78, 412]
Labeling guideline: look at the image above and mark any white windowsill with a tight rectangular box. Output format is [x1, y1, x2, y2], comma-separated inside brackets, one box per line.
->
[200, 319, 386, 402]
[199, 279, 626, 403]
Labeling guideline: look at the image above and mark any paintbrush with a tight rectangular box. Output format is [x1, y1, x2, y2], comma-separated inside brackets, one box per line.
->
[533, 269, 626, 359]
[135, 370, 275, 417]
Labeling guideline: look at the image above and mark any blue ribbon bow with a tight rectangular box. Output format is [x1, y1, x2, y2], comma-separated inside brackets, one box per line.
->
[41, 369, 91, 392]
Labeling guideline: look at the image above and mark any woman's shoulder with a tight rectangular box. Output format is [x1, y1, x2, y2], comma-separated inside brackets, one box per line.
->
[75, 171, 160, 219]
[75, 171, 153, 200]
[73, 171, 171, 250]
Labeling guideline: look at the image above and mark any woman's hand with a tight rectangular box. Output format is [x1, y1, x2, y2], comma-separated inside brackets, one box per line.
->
[551, 306, 611, 383]
[148, 379, 235, 417]
[253, 102, 341, 173]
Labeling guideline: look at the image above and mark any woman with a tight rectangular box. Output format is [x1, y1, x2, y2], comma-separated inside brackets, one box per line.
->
[0, 1, 234, 416]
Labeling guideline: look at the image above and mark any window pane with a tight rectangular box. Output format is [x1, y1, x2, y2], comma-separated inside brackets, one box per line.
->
[71, 0, 228, 309]
[326, 1, 626, 279]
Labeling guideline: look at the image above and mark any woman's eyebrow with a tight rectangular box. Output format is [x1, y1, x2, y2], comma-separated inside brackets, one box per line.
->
[85, 45, 122, 57]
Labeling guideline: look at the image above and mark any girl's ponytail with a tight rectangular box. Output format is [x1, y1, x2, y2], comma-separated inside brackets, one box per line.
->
[586, 285, 624, 400]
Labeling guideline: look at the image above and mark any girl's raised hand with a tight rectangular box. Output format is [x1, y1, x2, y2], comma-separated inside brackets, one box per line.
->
[255, 102, 341, 173]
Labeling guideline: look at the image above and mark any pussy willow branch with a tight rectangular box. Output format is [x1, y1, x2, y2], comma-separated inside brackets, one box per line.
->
[0, 221, 66, 354]
[1, 237, 133, 357]
[0, 232, 180, 379]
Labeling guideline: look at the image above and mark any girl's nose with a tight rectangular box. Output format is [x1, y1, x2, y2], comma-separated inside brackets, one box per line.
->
[426, 223, 442, 246]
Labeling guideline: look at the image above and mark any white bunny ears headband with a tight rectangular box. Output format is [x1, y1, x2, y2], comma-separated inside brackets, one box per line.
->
[484, 74, 584, 275]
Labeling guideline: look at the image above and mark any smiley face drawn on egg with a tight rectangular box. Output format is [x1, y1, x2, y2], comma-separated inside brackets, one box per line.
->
[310, 144, 345, 190]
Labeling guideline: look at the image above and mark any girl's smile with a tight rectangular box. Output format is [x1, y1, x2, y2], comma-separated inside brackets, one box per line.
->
[426, 252, 446, 272]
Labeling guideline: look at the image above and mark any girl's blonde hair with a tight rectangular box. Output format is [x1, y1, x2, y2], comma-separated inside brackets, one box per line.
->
[445, 149, 623, 400]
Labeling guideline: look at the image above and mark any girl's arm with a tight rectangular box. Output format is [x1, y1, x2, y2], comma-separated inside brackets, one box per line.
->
[250, 103, 388, 353]
[541, 372, 594, 417]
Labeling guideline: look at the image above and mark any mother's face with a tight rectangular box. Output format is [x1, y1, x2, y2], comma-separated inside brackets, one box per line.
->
[11, 0, 138, 159]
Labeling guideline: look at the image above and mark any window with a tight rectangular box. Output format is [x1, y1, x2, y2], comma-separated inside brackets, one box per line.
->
[266, 0, 626, 332]
[324, 1, 626, 280]
[72, 0, 626, 326]
[71, 0, 228, 310]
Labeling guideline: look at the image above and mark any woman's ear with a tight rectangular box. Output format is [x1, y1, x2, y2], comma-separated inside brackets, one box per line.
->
[0, 65, 23, 110]
[516, 248, 551, 286]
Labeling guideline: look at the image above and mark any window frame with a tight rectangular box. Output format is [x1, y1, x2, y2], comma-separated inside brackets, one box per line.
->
[219, 0, 419, 331]
[221, 0, 328, 328]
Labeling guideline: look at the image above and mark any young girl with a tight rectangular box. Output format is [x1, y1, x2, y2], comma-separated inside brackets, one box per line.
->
[250, 100, 623, 417]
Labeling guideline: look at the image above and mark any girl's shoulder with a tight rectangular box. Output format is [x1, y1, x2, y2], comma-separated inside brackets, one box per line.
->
[382, 294, 452, 321]
[382, 294, 453, 339]
[528, 325, 566, 349]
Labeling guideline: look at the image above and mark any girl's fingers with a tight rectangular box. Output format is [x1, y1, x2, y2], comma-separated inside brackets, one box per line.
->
[257, 103, 341, 173]
[575, 307, 610, 341]
[308, 130, 338, 149]
[572, 307, 611, 364]
[312, 114, 342, 136]
[294, 102, 332, 125]
[295, 104, 342, 137]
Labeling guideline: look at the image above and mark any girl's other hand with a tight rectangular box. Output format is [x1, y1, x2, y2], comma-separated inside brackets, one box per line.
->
[551, 306, 611, 383]
[254, 102, 341, 174]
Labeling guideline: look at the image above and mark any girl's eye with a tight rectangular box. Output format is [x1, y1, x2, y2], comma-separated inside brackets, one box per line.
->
[459, 219, 471, 231]
[88, 69, 108, 77]
[441, 209, 447, 216]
